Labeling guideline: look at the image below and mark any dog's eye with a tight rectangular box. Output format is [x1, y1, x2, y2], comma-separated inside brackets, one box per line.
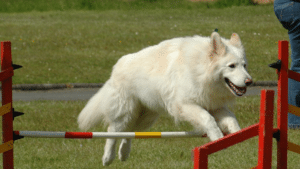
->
[229, 64, 236, 68]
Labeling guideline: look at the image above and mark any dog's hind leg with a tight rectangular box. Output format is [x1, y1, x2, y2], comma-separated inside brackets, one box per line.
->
[102, 92, 141, 166]
[118, 138, 131, 161]
[103, 122, 138, 166]
[103, 123, 134, 166]
[102, 126, 118, 166]
[118, 109, 159, 161]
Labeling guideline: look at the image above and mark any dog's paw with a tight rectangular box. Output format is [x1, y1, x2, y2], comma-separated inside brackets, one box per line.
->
[208, 131, 224, 141]
[102, 153, 115, 166]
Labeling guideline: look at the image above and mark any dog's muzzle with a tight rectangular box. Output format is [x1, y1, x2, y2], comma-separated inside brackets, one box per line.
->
[225, 78, 252, 96]
[245, 78, 253, 86]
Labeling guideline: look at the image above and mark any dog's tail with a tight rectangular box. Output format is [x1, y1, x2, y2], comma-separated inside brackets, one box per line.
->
[77, 83, 110, 131]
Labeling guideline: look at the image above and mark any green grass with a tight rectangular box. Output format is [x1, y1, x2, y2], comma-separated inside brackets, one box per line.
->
[1, 96, 300, 168]
[0, 0, 256, 13]
[0, 1, 298, 168]
[0, 4, 289, 84]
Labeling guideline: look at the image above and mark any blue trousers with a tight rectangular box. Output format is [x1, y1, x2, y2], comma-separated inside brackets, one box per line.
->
[274, 0, 300, 128]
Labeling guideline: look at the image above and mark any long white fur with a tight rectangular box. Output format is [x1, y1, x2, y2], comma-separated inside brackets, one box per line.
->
[77, 32, 252, 166]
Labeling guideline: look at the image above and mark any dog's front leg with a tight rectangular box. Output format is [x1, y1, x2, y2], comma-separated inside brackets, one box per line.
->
[178, 104, 224, 141]
[210, 107, 241, 134]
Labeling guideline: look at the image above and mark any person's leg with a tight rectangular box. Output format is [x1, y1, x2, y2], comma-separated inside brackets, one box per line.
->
[288, 4, 300, 128]
[274, 1, 300, 128]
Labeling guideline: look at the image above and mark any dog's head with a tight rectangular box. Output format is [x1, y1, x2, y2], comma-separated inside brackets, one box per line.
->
[209, 32, 252, 96]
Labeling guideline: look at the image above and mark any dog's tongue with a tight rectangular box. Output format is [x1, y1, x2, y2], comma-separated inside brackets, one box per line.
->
[235, 86, 246, 96]
[227, 79, 246, 96]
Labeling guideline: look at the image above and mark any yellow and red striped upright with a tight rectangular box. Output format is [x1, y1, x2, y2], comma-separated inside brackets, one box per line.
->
[1, 41, 14, 169]
[276, 41, 289, 169]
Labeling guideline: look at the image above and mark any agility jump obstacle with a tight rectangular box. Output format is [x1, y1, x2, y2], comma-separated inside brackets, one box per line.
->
[13, 131, 205, 139]
[0, 41, 213, 169]
[1, 41, 300, 168]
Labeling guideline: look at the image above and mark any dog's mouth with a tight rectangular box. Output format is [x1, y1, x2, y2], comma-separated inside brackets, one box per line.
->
[225, 78, 247, 96]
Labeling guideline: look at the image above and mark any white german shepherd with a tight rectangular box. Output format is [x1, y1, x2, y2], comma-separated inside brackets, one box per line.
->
[78, 32, 252, 166]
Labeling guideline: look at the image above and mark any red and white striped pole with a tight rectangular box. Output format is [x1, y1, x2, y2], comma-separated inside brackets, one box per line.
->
[14, 131, 205, 139]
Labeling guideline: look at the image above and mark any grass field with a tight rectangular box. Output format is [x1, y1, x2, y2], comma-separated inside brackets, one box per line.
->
[0, 3, 289, 84]
[1, 1, 299, 168]
[0, 0, 255, 13]
[0, 95, 299, 168]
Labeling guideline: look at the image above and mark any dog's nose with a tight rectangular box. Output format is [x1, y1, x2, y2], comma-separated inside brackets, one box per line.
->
[245, 78, 252, 86]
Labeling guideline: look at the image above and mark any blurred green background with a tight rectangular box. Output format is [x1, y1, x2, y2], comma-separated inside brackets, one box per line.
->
[0, 0, 288, 84]
[1, 1, 299, 169]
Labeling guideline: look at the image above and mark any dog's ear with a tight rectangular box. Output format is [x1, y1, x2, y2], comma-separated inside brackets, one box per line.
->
[229, 33, 242, 48]
[210, 32, 226, 60]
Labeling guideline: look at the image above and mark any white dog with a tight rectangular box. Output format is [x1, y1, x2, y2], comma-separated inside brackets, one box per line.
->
[78, 32, 252, 166]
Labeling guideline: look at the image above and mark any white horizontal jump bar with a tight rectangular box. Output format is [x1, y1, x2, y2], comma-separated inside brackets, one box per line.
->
[14, 131, 205, 139]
